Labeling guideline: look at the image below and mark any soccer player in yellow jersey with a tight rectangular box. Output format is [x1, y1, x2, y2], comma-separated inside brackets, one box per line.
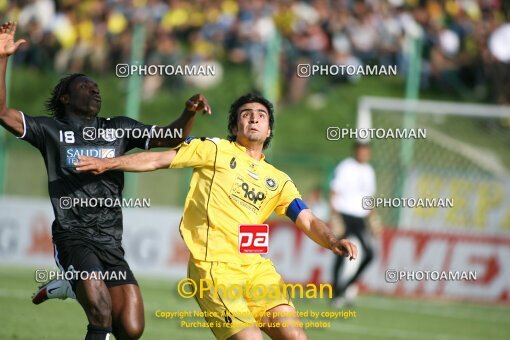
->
[76, 93, 358, 340]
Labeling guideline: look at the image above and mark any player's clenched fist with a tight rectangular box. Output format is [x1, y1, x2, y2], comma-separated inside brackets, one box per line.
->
[185, 93, 212, 115]
[0, 21, 26, 57]
[331, 238, 358, 260]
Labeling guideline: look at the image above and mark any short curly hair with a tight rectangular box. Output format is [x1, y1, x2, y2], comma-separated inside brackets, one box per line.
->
[227, 93, 275, 149]
[45, 73, 86, 118]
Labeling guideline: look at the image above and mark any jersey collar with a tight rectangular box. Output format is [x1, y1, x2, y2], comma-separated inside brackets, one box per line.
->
[60, 114, 99, 129]
[234, 141, 265, 162]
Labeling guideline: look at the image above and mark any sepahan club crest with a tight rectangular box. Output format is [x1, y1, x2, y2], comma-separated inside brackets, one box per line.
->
[265, 177, 278, 191]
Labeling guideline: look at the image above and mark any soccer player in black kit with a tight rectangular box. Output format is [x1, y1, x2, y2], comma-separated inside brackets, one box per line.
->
[0, 22, 211, 340]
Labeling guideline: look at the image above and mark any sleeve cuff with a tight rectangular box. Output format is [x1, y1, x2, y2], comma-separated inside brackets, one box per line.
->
[15, 111, 27, 139]
[145, 125, 157, 150]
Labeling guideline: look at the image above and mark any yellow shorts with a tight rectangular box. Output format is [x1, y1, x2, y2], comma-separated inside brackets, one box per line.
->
[187, 258, 294, 340]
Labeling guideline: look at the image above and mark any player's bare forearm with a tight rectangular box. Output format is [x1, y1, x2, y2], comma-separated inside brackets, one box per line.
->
[311, 218, 339, 247]
[75, 150, 176, 174]
[0, 57, 18, 124]
[0, 55, 8, 115]
[148, 94, 212, 148]
[296, 209, 357, 259]
[149, 110, 196, 148]
[0, 22, 26, 136]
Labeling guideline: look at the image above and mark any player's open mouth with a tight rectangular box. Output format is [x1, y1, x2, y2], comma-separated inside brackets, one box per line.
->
[92, 96, 102, 103]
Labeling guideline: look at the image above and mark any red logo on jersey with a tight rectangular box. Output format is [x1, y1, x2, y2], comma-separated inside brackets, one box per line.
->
[239, 224, 269, 254]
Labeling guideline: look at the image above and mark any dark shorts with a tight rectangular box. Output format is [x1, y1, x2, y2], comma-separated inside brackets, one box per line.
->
[53, 239, 138, 292]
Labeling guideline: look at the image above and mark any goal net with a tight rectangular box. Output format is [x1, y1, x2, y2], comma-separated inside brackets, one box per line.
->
[357, 96, 510, 236]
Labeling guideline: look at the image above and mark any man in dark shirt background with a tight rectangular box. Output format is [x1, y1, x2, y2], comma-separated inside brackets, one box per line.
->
[0, 21, 211, 340]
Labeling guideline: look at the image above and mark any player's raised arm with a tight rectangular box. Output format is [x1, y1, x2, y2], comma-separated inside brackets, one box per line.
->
[148, 93, 212, 148]
[75, 149, 177, 174]
[295, 208, 358, 260]
[0, 21, 26, 136]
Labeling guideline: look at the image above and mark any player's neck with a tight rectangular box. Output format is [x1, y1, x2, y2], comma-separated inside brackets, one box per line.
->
[235, 139, 265, 160]
[65, 111, 96, 124]
[244, 144, 264, 161]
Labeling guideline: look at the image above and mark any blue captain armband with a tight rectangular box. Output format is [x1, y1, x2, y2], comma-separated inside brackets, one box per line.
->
[286, 198, 309, 222]
[184, 136, 197, 143]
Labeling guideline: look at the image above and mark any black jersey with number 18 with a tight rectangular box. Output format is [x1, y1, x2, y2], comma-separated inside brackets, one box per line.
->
[18, 113, 153, 247]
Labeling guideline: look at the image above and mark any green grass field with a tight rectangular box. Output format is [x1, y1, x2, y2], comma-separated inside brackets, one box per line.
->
[1, 266, 509, 339]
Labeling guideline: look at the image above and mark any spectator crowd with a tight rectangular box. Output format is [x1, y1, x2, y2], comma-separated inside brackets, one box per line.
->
[2, 0, 509, 104]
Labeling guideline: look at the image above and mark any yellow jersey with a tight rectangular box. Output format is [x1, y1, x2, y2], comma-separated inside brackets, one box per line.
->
[170, 137, 302, 264]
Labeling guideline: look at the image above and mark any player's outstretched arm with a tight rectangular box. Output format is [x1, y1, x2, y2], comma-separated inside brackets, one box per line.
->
[295, 208, 357, 260]
[148, 93, 212, 148]
[75, 150, 177, 175]
[0, 21, 26, 136]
